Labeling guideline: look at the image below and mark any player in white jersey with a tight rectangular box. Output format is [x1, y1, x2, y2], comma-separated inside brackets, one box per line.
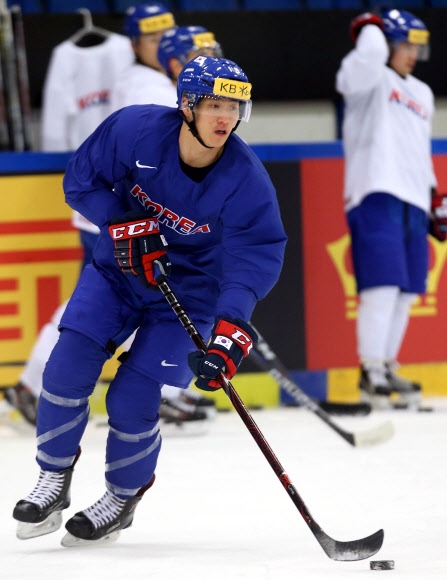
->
[336, 9, 436, 409]
[4, 22, 134, 426]
[110, 2, 177, 111]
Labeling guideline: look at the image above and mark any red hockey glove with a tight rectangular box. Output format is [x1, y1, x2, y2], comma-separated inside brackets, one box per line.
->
[429, 189, 447, 242]
[350, 12, 384, 42]
[188, 317, 258, 391]
[108, 211, 171, 289]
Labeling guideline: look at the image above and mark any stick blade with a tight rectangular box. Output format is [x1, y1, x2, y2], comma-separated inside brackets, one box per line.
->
[319, 401, 372, 416]
[353, 420, 394, 447]
[314, 527, 384, 561]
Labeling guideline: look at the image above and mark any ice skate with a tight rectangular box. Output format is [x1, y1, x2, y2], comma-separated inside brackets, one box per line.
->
[385, 361, 422, 408]
[359, 365, 393, 410]
[61, 476, 155, 547]
[159, 397, 207, 424]
[13, 449, 81, 539]
[0, 397, 34, 436]
[159, 397, 210, 437]
[179, 388, 217, 420]
[4, 382, 38, 426]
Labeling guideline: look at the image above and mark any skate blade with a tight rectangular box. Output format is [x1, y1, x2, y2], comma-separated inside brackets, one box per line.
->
[391, 391, 422, 406]
[0, 405, 35, 436]
[61, 530, 120, 548]
[360, 391, 391, 411]
[202, 406, 217, 421]
[16, 511, 63, 539]
[392, 400, 433, 412]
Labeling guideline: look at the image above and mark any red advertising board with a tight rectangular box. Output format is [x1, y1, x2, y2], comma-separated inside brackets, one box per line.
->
[301, 155, 447, 370]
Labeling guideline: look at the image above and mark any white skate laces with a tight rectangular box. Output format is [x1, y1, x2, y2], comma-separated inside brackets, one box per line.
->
[24, 469, 67, 509]
[82, 490, 127, 530]
[362, 361, 388, 387]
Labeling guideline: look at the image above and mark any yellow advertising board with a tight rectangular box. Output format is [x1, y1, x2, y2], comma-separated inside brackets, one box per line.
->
[0, 173, 81, 386]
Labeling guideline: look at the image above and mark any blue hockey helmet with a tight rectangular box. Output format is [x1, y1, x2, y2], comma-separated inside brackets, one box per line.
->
[382, 9, 429, 60]
[177, 56, 252, 123]
[158, 26, 223, 76]
[124, 3, 175, 39]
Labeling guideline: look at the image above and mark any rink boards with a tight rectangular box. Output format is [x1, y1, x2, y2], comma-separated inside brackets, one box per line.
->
[2, 146, 447, 410]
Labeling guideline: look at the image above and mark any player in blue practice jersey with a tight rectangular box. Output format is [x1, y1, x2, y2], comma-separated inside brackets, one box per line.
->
[13, 56, 287, 547]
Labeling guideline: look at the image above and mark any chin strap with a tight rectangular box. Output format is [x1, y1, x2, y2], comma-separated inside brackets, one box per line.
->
[180, 111, 214, 149]
[180, 109, 241, 149]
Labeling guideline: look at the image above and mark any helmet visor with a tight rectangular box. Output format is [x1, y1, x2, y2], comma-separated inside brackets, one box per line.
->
[415, 44, 430, 61]
[138, 12, 175, 34]
[191, 32, 223, 59]
[390, 40, 430, 61]
[409, 28, 430, 61]
[391, 28, 430, 61]
[180, 92, 252, 122]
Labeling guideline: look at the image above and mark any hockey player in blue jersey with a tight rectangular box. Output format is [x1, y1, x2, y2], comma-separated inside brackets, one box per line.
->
[12, 56, 287, 547]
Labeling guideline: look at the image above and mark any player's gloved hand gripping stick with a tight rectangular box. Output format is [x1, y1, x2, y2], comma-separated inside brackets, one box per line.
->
[156, 275, 384, 562]
[108, 210, 171, 290]
[188, 318, 257, 391]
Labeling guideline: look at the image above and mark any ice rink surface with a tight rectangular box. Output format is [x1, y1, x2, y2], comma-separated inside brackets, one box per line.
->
[1, 399, 447, 580]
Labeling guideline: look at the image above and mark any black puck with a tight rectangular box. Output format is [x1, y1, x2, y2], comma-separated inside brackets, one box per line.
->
[370, 560, 395, 570]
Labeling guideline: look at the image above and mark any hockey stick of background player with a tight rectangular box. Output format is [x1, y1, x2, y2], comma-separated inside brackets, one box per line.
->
[0, 0, 25, 150]
[0, 15, 9, 151]
[156, 275, 384, 562]
[252, 332, 372, 416]
[11, 5, 32, 150]
[249, 325, 394, 448]
[0, 50, 9, 149]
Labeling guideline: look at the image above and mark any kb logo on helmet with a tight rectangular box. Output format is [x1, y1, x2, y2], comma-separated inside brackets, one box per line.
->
[213, 78, 252, 101]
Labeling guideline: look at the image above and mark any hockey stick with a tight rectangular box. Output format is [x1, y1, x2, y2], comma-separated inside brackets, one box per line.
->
[249, 326, 394, 447]
[0, 0, 24, 150]
[251, 333, 371, 416]
[0, 27, 9, 150]
[318, 400, 371, 416]
[11, 5, 32, 150]
[157, 276, 384, 561]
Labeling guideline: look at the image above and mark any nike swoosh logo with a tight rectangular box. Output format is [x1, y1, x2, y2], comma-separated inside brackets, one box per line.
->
[136, 160, 157, 169]
[161, 360, 178, 367]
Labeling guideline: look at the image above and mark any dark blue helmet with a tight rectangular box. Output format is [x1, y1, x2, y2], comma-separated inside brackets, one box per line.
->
[158, 26, 222, 75]
[177, 56, 252, 122]
[124, 3, 175, 38]
[382, 9, 429, 60]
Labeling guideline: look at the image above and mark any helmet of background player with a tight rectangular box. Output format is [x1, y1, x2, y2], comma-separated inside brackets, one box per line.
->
[124, 2, 175, 39]
[177, 56, 252, 125]
[381, 9, 430, 61]
[158, 26, 223, 78]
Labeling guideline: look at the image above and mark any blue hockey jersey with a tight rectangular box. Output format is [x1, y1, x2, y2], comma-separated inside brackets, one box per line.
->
[63, 105, 287, 322]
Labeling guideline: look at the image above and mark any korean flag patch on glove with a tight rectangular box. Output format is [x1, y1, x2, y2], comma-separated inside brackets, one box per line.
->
[187, 317, 258, 391]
